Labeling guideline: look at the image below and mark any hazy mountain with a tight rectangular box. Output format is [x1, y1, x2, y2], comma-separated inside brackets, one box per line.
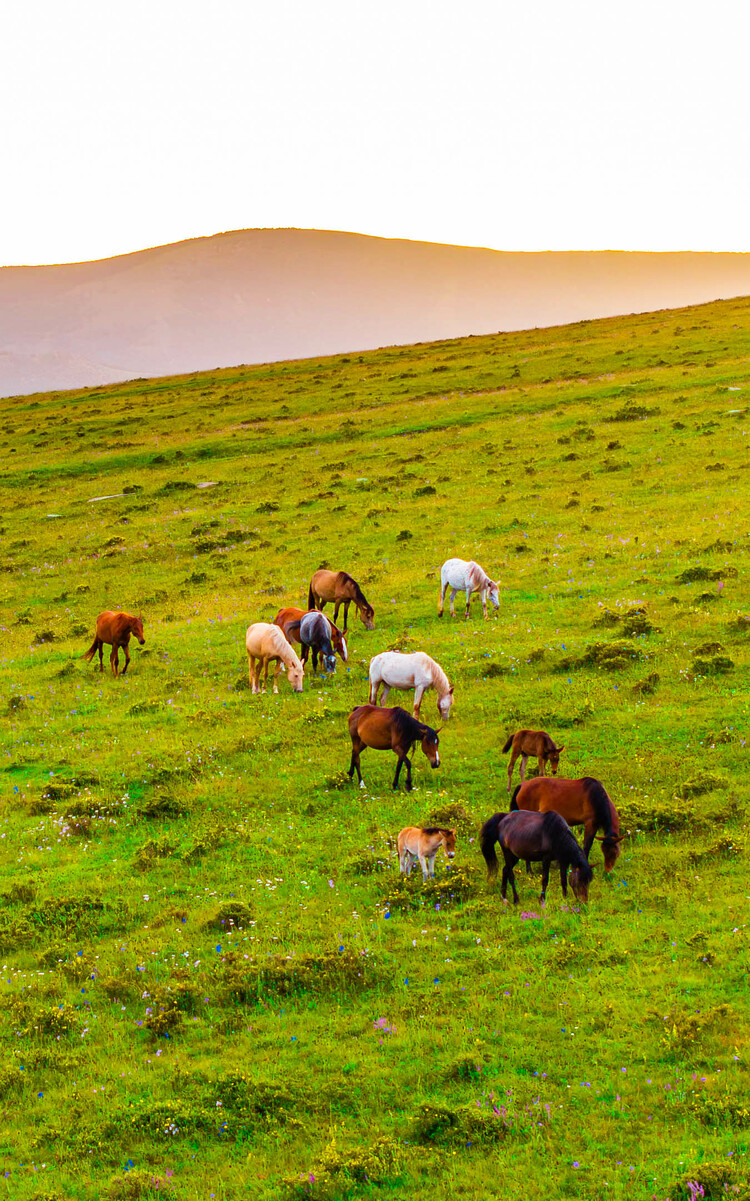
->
[3, 228, 750, 397]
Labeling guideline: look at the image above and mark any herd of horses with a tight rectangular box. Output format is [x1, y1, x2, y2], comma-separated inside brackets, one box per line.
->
[80, 557, 625, 907]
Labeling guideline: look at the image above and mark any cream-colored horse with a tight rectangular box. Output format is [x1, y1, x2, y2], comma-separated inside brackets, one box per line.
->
[245, 623, 304, 694]
[368, 650, 454, 720]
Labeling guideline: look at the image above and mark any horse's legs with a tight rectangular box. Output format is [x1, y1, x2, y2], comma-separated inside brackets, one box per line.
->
[369, 678, 379, 705]
[412, 685, 425, 719]
[380, 685, 391, 706]
[438, 581, 449, 617]
[582, 822, 596, 860]
[272, 660, 282, 694]
[333, 600, 340, 625]
[311, 647, 318, 675]
[449, 588, 458, 618]
[519, 754, 528, 785]
[348, 737, 365, 787]
[481, 588, 488, 620]
[262, 658, 271, 694]
[537, 756, 546, 777]
[426, 851, 437, 879]
[507, 750, 519, 794]
[393, 754, 412, 791]
[540, 859, 551, 905]
[97, 640, 104, 673]
[501, 850, 520, 904]
[418, 852, 430, 881]
[464, 587, 472, 619]
[110, 646, 119, 677]
[344, 600, 351, 632]
[121, 638, 131, 675]
[560, 863, 568, 897]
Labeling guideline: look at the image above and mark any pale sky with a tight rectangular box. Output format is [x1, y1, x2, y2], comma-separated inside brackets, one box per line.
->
[3, 0, 750, 266]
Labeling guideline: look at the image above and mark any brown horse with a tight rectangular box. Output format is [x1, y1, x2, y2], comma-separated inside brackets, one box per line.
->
[502, 729, 565, 794]
[83, 611, 145, 677]
[511, 776, 625, 872]
[480, 810, 593, 904]
[347, 705, 440, 792]
[309, 569, 375, 632]
[398, 826, 456, 881]
[273, 606, 348, 665]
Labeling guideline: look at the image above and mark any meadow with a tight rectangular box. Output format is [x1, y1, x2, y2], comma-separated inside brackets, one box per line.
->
[0, 296, 748, 1201]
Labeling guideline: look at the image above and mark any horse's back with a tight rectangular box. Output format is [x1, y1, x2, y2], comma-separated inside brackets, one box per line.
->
[515, 775, 590, 824]
[96, 610, 131, 641]
[441, 557, 469, 587]
[246, 622, 282, 656]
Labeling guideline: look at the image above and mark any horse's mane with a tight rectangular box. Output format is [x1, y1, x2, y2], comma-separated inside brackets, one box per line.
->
[582, 777, 618, 840]
[273, 627, 303, 670]
[422, 826, 451, 836]
[541, 812, 593, 880]
[426, 655, 451, 696]
[339, 571, 371, 609]
[391, 707, 436, 744]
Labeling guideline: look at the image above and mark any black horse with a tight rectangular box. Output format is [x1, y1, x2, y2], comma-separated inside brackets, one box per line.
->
[299, 611, 337, 674]
[480, 810, 593, 904]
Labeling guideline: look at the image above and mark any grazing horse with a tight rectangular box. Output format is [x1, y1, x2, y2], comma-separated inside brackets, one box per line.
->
[83, 611, 145, 677]
[398, 826, 457, 881]
[502, 729, 565, 794]
[298, 611, 337, 674]
[480, 810, 593, 905]
[368, 650, 454, 721]
[438, 558, 499, 619]
[309, 569, 375, 632]
[273, 607, 348, 663]
[245, 623, 304, 695]
[511, 776, 625, 872]
[347, 705, 440, 792]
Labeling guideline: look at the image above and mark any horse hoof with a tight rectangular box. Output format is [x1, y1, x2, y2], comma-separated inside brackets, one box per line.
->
[359, 781, 365, 790]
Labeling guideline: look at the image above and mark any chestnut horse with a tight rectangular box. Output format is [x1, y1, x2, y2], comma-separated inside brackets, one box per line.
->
[398, 826, 456, 881]
[245, 623, 304, 695]
[480, 809, 593, 904]
[511, 776, 625, 872]
[347, 705, 440, 792]
[502, 729, 565, 794]
[309, 570, 375, 632]
[273, 606, 348, 666]
[83, 611, 145, 677]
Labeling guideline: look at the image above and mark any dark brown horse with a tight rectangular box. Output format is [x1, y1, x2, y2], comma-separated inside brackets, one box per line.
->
[83, 611, 145, 677]
[273, 606, 348, 666]
[347, 705, 440, 792]
[511, 776, 625, 872]
[309, 569, 375, 632]
[480, 810, 593, 904]
[502, 729, 565, 794]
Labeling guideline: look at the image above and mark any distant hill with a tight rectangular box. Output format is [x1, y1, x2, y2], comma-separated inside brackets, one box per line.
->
[3, 227, 750, 398]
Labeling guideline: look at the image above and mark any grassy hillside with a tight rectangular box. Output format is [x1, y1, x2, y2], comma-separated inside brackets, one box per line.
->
[0, 297, 748, 1201]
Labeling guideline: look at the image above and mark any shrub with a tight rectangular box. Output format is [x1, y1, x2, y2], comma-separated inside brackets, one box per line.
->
[632, 672, 660, 694]
[690, 654, 734, 675]
[285, 1136, 405, 1198]
[204, 900, 253, 930]
[134, 837, 178, 870]
[222, 948, 378, 1002]
[426, 799, 476, 836]
[675, 770, 728, 798]
[409, 1101, 508, 1145]
[619, 797, 696, 833]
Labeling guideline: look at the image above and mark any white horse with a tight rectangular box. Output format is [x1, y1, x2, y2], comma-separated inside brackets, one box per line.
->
[368, 650, 454, 720]
[438, 558, 499, 620]
[245, 623, 304, 694]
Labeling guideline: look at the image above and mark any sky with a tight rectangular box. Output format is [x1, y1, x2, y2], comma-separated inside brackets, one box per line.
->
[3, 0, 750, 266]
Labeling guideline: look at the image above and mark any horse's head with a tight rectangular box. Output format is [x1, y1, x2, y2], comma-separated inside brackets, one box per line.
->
[133, 614, 146, 645]
[420, 727, 441, 769]
[569, 865, 592, 903]
[597, 833, 626, 873]
[360, 605, 375, 631]
[548, 744, 565, 774]
[288, 661, 305, 693]
[333, 630, 348, 662]
[324, 652, 337, 673]
[488, 581, 500, 609]
[443, 827, 457, 858]
[437, 688, 454, 721]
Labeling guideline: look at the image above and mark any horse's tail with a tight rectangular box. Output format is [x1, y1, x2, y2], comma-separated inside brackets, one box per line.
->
[82, 636, 99, 662]
[308, 582, 316, 609]
[479, 813, 504, 878]
[510, 785, 522, 811]
[502, 734, 514, 754]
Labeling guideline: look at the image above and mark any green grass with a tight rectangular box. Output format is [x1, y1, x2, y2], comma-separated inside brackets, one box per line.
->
[0, 296, 748, 1200]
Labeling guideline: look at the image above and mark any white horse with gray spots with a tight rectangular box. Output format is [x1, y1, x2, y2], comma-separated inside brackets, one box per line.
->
[438, 558, 499, 620]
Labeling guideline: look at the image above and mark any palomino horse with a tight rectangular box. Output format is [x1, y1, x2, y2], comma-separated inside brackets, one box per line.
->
[309, 569, 375, 632]
[347, 705, 440, 792]
[245, 623, 304, 695]
[503, 729, 565, 794]
[368, 650, 454, 721]
[83, 611, 145, 677]
[480, 810, 593, 904]
[511, 776, 625, 872]
[273, 606, 348, 663]
[398, 826, 456, 881]
[438, 558, 499, 619]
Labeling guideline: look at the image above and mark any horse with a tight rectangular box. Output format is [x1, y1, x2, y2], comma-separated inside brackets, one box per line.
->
[438, 558, 499, 619]
[245, 623, 304, 695]
[398, 826, 457, 881]
[511, 776, 625, 872]
[347, 705, 441, 792]
[309, 569, 375, 632]
[480, 810, 593, 905]
[273, 607, 348, 663]
[502, 729, 565, 794]
[368, 650, 454, 721]
[83, 611, 145, 677]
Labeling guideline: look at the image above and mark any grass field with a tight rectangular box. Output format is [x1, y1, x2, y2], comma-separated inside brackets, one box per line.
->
[1, 296, 749, 1201]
